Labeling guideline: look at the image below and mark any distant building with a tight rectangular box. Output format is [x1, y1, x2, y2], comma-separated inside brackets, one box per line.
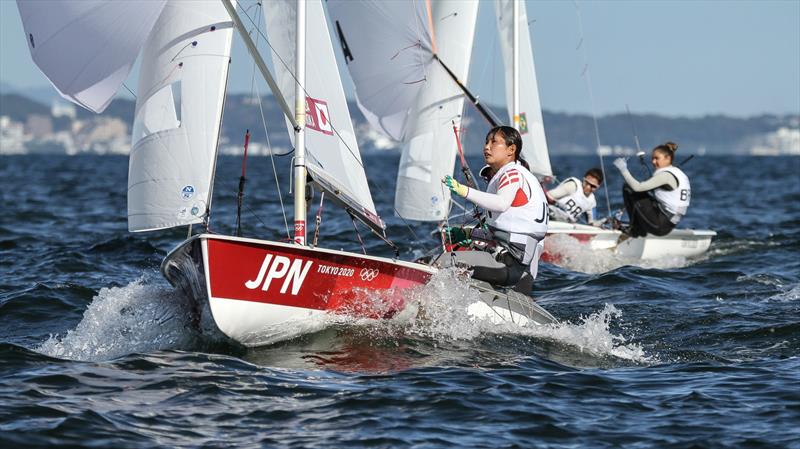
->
[0, 116, 26, 155]
[748, 127, 800, 156]
[51, 101, 77, 120]
[25, 114, 53, 138]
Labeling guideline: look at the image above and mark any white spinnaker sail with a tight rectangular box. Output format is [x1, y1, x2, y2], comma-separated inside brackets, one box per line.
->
[264, 0, 381, 228]
[328, 0, 479, 222]
[16, 0, 166, 113]
[495, 0, 552, 178]
[127, 1, 234, 232]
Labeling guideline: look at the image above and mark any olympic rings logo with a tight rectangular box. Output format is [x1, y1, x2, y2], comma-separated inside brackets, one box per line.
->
[359, 268, 379, 282]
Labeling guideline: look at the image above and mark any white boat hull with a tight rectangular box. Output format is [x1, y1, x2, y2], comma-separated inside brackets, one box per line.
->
[545, 220, 716, 261]
[161, 234, 436, 347]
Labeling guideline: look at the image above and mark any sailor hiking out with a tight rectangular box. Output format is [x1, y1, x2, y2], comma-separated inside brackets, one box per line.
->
[442, 126, 548, 293]
[613, 141, 691, 237]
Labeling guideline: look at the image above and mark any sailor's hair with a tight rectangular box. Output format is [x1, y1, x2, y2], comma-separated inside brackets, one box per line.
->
[653, 141, 678, 159]
[486, 126, 529, 170]
[584, 167, 604, 184]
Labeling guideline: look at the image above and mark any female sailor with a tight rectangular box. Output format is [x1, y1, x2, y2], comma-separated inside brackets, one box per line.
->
[442, 126, 548, 293]
[612, 141, 691, 237]
[546, 168, 604, 225]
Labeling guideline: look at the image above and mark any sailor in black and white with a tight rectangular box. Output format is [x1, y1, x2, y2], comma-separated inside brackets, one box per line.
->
[613, 142, 691, 237]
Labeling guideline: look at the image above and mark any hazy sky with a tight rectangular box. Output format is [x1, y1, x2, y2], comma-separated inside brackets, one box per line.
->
[1, 0, 798, 118]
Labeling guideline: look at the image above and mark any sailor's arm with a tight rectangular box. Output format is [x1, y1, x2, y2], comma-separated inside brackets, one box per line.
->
[464, 184, 517, 212]
[622, 170, 677, 192]
[546, 179, 578, 202]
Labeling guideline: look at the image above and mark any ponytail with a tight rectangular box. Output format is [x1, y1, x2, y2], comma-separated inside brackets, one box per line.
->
[653, 141, 678, 161]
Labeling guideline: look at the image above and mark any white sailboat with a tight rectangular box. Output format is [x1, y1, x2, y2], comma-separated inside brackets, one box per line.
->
[19, 0, 438, 347]
[493, 1, 716, 262]
[19, 0, 555, 346]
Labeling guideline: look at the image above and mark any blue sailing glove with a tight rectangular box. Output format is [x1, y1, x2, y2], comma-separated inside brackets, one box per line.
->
[613, 157, 628, 172]
[442, 175, 468, 198]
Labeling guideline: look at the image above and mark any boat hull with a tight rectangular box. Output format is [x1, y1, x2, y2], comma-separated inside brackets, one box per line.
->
[161, 234, 435, 346]
[544, 220, 716, 262]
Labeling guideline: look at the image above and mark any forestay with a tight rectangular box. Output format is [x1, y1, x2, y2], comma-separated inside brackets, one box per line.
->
[127, 1, 234, 232]
[328, 0, 479, 222]
[495, 0, 552, 178]
[264, 0, 382, 231]
[16, 0, 166, 113]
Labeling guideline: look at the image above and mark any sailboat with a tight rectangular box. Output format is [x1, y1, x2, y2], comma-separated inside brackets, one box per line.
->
[331, 0, 715, 266]
[498, 1, 716, 262]
[18, 0, 556, 347]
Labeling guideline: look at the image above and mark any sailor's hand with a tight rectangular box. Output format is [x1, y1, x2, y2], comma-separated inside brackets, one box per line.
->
[442, 175, 468, 198]
[613, 157, 628, 172]
[443, 226, 469, 243]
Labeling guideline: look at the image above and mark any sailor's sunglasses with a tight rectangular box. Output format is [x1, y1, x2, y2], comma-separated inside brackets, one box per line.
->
[583, 179, 600, 189]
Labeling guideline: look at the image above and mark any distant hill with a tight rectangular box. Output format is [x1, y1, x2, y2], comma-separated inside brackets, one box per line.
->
[2, 91, 797, 155]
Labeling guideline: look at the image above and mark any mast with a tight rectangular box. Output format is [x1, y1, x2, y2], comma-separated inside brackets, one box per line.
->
[512, 0, 520, 130]
[293, 0, 307, 245]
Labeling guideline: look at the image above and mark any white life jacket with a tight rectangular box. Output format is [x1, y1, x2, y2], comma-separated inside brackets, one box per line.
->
[653, 166, 691, 223]
[554, 177, 597, 223]
[485, 162, 548, 237]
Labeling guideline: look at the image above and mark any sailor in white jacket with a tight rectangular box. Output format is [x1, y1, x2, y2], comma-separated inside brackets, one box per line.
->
[546, 168, 604, 225]
[443, 126, 548, 293]
[613, 142, 691, 237]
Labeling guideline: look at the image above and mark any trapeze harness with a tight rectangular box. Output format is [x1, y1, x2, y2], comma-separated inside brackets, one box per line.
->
[552, 177, 597, 223]
[466, 162, 549, 279]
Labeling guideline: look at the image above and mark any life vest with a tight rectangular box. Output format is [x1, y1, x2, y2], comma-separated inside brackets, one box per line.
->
[554, 177, 597, 223]
[485, 162, 548, 237]
[653, 166, 691, 223]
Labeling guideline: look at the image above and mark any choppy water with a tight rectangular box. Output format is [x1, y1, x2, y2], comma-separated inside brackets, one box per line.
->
[1, 154, 798, 448]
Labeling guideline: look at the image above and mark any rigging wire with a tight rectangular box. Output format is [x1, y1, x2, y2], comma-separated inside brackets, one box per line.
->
[573, 1, 612, 219]
[247, 1, 291, 240]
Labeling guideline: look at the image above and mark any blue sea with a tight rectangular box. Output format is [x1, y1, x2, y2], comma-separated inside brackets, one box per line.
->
[1, 153, 798, 448]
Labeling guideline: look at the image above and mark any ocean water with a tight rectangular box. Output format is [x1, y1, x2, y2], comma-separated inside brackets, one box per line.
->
[1, 153, 798, 448]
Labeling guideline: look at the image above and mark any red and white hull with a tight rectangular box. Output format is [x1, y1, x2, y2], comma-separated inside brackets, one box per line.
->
[161, 234, 435, 347]
[543, 220, 716, 263]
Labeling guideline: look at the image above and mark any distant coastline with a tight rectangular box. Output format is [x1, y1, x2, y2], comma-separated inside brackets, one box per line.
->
[1, 91, 798, 156]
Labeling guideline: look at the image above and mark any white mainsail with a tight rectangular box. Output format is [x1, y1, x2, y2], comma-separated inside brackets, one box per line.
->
[264, 0, 382, 229]
[16, 0, 166, 113]
[495, 0, 552, 178]
[127, 1, 234, 232]
[328, 0, 479, 222]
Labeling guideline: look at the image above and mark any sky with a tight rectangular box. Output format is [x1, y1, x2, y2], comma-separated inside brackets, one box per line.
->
[1, 0, 798, 118]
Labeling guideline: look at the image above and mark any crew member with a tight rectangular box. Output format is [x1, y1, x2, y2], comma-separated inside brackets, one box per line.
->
[442, 126, 549, 293]
[546, 168, 603, 225]
[612, 141, 691, 237]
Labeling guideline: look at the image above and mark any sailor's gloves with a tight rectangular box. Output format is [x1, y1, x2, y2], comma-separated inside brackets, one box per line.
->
[613, 157, 628, 172]
[442, 175, 468, 198]
[443, 226, 470, 245]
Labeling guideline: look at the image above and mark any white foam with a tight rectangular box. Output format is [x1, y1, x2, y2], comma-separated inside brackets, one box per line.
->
[37, 274, 197, 361]
[767, 284, 800, 302]
[544, 233, 690, 273]
[399, 269, 653, 363]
